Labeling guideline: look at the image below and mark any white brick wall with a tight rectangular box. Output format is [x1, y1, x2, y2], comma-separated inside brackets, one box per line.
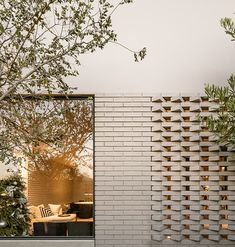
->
[94, 94, 235, 247]
[95, 94, 153, 247]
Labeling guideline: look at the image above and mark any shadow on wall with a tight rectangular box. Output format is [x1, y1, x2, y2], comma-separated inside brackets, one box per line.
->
[28, 173, 93, 206]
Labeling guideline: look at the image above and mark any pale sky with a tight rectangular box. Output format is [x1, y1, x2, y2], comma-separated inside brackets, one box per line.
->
[67, 0, 235, 94]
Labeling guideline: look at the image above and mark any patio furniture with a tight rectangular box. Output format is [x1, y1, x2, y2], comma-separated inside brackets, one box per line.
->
[33, 222, 46, 236]
[67, 222, 93, 236]
[47, 222, 67, 236]
[68, 202, 93, 219]
[33, 222, 67, 236]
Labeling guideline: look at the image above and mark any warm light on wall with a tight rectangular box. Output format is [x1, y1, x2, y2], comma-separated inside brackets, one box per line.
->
[203, 215, 209, 220]
[166, 147, 171, 152]
[203, 224, 209, 229]
[151, 95, 234, 244]
[201, 137, 209, 142]
[220, 166, 227, 172]
[201, 107, 209, 112]
[166, 176, 171, 181]
[201, 126, 209, 132]
[221, 224, 228, 229]
[220, 156, 227, 162]
[183, 107, 189, 112]
[183, 117, 190, 122]
[220, 205, 228, 210]
[221, 195, 228, 200]
[202, 146, 209, 152]
[202, 185, 209, 191]
[202, 176, 209, 181]
[202, 156, 209, 161]
[167, 186, 171, 191]
[166, 166, 171, 171]
[220, 176, 228, 181]
[202, 166, 209, 171]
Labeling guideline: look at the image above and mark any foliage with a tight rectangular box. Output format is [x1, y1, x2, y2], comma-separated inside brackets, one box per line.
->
[0, 96, 93, 174]
[0, 0, 146, 100]
[0, 0, 146, 171]
[0, 0, 146, 236]
[204, 76, 235, 149]
[202, 17, 235, 149]
[221, 17, 235, 41]
[0, 173, 30, 236]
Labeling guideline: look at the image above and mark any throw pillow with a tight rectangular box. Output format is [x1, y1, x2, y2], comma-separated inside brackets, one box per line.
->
[39, 206, 54, 217]
[48, 204, 62, 215]
[35, 204, 44, 218]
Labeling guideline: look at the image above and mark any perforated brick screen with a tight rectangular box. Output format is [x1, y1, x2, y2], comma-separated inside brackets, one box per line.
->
[151, 94, 235, 244]
[95, 94, 235, 247]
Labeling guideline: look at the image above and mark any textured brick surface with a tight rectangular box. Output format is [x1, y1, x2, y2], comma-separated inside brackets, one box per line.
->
[95, 94, 235, 247]
[95, 95, 153, 247]
[151, 95, 235, 245]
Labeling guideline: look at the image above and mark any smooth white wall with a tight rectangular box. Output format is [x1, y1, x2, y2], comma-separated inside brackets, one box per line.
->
[68, 0, 235, 94]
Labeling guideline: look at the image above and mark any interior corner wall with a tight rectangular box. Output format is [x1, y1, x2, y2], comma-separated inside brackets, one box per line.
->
[94, 94, 153, 247]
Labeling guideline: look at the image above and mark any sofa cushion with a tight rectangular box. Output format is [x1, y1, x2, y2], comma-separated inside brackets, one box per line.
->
[39, 206, 54, 217]
[48, 204, 62, 215]
[35, 204, 44, 218]
[32, 213, 76, 223]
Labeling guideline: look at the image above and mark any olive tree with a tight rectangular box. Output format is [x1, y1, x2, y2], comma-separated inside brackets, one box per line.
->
[0, 0, 146, 99]
[0, 0, 146, 168]
[204, 75, 235, 149]
[203, 17, 235, 150]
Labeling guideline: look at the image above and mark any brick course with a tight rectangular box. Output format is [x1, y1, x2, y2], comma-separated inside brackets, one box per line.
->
[94, 94, 235, 247]
[95, 95, 153, 247]
[151, 94, 235, 245]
